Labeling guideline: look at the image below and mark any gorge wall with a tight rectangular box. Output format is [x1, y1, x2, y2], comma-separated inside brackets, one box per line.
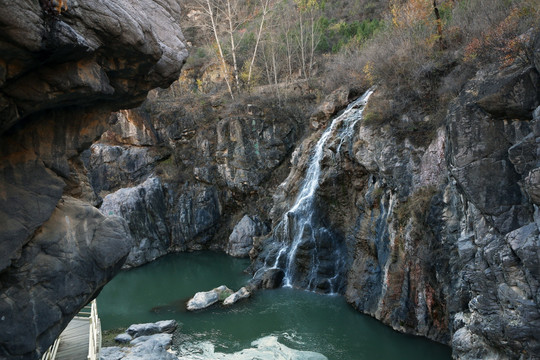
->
[0, 1, 187, 358]
[85, 41, 540, 360]
[0, 1, 538, 359]
[249, 57, 540, 358]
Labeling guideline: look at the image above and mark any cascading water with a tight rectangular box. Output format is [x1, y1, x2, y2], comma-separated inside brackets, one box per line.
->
[258, 88, 374, 294]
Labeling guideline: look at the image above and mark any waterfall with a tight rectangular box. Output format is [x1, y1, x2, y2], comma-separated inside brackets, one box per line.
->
[262, 88, 374, 293]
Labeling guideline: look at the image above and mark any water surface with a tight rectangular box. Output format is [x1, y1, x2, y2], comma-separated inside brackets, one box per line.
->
[98, 251, 452, 359]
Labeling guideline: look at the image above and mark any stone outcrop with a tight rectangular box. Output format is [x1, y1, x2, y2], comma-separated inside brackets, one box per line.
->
[126, 320, 178, 339]
[100, 177, 170, 267]
[80, 92, 304, 267]
[103, 326, 177, 360]
[227, 215, 268, 258]
[0, 1, 187, 358]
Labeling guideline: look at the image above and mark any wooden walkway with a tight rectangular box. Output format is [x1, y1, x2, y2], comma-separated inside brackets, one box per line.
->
[55, 317, 90, 360]
[42, 301, 101, 360]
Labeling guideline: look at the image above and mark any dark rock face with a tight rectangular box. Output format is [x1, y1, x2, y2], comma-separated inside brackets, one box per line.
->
[82, 95, 303, 267]
[261, 268, 285, 289]
[0, 0, 187, 134]
[249, 60, 540, 358]
[0, 1, 187, 358]
[0, 196, 131, 358]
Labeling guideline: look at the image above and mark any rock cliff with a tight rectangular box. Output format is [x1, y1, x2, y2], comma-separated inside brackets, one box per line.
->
[0, 1, 187, 358]
[83, 89, 307, 267]
[3, 1, 536, 358]
[80, 49, 539, 358]
[250, 58, 540, 358]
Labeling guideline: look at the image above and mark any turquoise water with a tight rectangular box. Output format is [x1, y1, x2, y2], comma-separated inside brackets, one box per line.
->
[98, 252, 452, 359]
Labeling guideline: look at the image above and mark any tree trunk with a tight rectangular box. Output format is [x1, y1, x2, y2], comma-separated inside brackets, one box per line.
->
[432, 0, 445, 49]
[206, 0, 235, 98]
[247, 0, 270, 86]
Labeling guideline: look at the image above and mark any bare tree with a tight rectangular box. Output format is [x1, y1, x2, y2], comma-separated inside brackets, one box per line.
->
[195, 0, 235, 98]
[247, 0, 272, 86]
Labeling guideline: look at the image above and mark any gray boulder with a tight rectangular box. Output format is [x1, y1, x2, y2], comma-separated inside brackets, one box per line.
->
[227, 215, 268, 258]
[114, 333, 132, 344]
[101, 334, 175, 360]
[187, 285, 233, 311]
[126, 320, 178, 338]
[0, 196, 132, 359]
[223, 287, 251, 306]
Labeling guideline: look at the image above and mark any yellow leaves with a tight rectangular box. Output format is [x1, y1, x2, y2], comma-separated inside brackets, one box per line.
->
[463, 37, 481, 63]
[295, 0, 323, 13]
[363, 62, 375, 86]
[390, 0, 432, 29]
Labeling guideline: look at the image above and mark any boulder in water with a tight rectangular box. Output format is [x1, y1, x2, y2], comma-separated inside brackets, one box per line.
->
[223, 287, 251, 306]
[187, 285, 233, 311]
[175, 335, 328, 359]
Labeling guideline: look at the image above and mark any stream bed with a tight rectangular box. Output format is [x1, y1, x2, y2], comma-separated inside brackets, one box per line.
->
[98, 251, 452, 359]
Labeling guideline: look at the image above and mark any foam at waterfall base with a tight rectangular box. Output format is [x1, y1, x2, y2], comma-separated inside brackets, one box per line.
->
[176, 335, 327, 360]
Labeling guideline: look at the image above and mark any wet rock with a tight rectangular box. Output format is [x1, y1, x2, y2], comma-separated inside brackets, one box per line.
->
[261, 269, 285, 289]
[223, 287, 251, 306]
[126, 320, 178, 339]
[227, 215, 268, 258]
[309, 86, 354, 128]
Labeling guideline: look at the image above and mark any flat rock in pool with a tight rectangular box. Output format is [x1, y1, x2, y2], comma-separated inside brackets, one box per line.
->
[187, 285, 233, 311]
[127, 320, 178, 338]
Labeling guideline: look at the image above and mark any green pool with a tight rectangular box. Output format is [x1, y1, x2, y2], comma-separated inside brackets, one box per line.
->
[98, 251, 452, 359]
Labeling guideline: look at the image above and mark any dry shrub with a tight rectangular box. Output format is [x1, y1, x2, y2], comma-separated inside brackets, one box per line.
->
[458, 4, 539, 66]
[325, 0, 539, 128]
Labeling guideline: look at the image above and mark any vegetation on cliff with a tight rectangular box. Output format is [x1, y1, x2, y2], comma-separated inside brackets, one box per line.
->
[176, 0, 538, 137]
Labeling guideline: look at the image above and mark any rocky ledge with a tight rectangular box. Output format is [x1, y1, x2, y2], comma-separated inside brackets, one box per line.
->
[0, 1, 187, 359]
[102, 320, 178, 360]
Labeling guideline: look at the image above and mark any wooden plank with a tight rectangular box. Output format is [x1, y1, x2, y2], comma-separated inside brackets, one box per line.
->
[55, 318, 90, 360]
